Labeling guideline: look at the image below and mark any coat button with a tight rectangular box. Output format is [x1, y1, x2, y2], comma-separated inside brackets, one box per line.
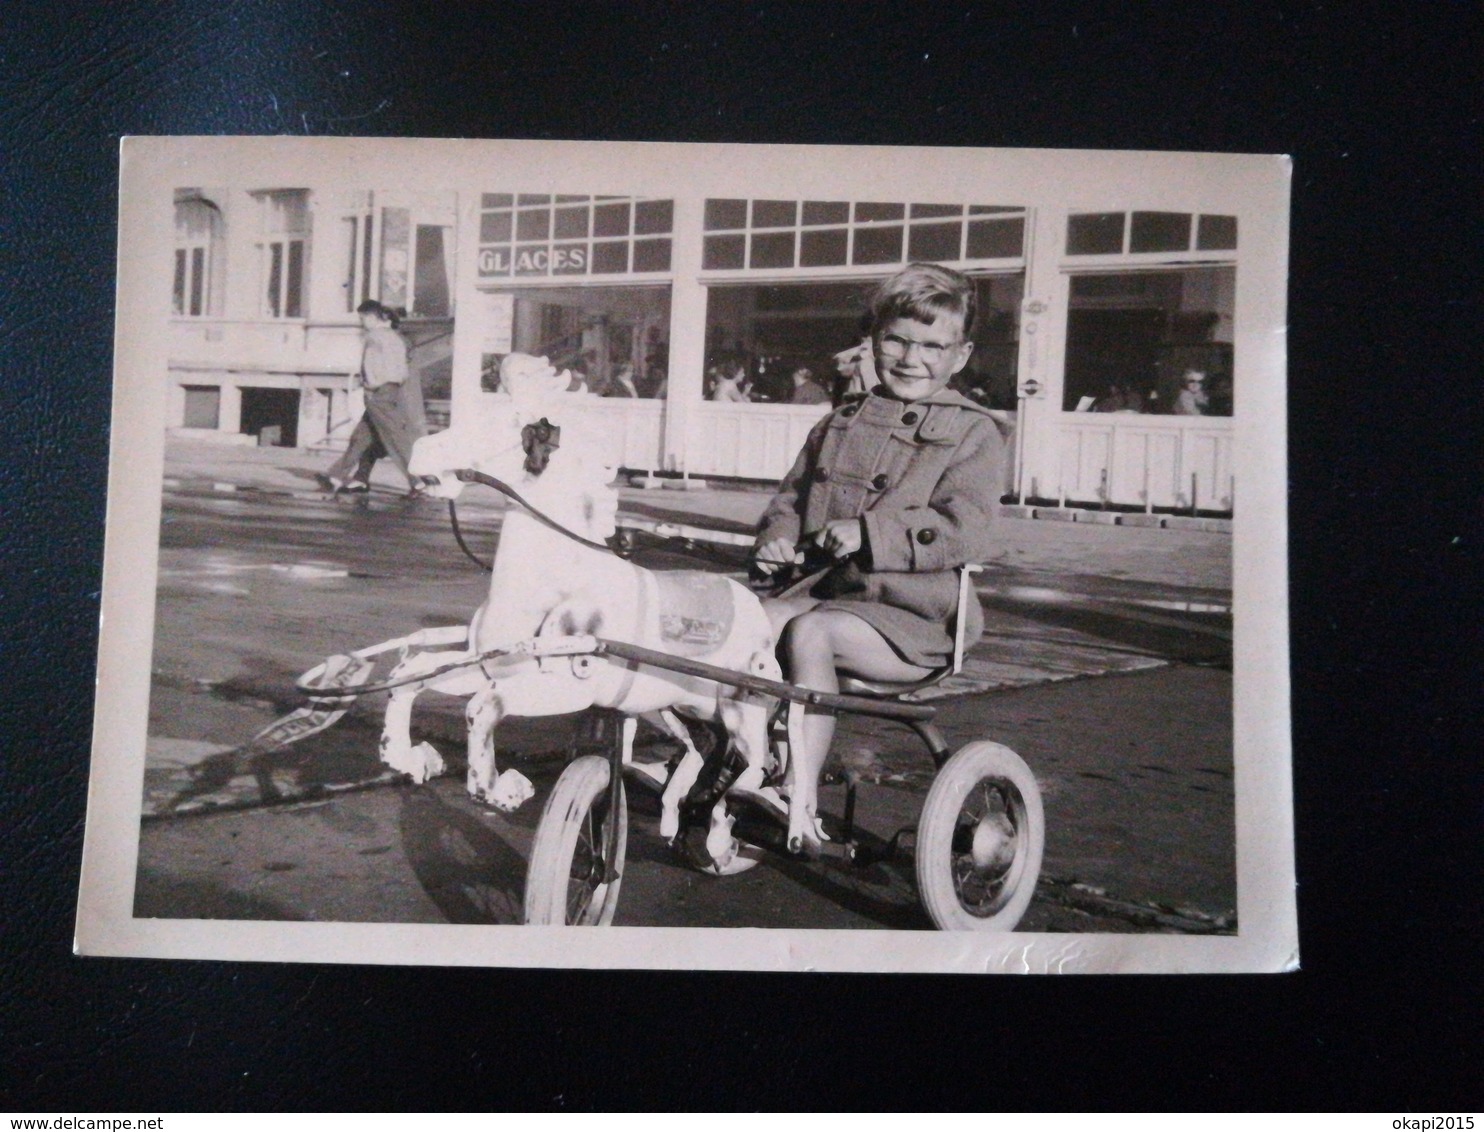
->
[901, 411, 919, 425]
[916, 528, 937, 545]
[815, 468, 830, 482]
[871, 473, 889, 491]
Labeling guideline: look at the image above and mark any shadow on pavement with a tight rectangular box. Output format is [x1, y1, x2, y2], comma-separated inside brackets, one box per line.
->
[133, 872, 303, 921]
[398, 787, 525, 924]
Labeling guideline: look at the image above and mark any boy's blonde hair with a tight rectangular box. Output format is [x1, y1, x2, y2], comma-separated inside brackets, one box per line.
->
[867, 262, 977, 339]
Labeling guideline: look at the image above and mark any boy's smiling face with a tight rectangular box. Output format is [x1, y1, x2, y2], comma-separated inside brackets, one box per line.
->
[873, 311, 974, 402]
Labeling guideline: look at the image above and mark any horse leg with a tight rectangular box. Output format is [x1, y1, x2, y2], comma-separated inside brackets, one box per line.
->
[378, 648, 477, 782]
[655, 710, 705, 842]
[464, 682, 536, 812]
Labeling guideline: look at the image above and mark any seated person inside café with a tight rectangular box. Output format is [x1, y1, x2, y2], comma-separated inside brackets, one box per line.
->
[752, 262, 1003, 854]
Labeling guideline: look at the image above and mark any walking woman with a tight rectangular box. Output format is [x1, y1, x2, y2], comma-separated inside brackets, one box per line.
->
[319, 300, 426, 497]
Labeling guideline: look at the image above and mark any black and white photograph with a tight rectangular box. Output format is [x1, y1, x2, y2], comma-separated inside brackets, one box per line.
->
[76, 136, 1293, 973]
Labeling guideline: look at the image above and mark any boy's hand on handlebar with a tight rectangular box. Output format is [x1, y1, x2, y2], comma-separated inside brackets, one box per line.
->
[753, 537, 805, 576]
[810, 519, 863, 559]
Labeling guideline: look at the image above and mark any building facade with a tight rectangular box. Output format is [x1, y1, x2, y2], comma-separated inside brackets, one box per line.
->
[168, 187, 456, 450]
[170, 160, 1249, 514]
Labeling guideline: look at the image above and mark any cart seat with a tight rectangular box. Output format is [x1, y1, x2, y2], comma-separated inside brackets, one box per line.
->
[835, 564, 982, 700]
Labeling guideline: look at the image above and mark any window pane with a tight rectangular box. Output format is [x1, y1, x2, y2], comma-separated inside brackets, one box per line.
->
[173, 249, 186, 315]
[1130, 211, 1192, 253]
[967, 216, 1025, 259]
[802, 201, 849, 225]
[481, 210, 512, 242]
[343, 217, 358, 312]
[908, 222, 962, 262]
[482, 193, 513, 208]
[592, 240, 629, 274]
[516, 208, 550, 241]
[799, 228, 848, 266]
[705, 198, 747, 230]
[553, 206, 589, 240]
[703, 234, 746, 270]
[969, 204, 1021, 215]
[516, 194, 551, 206]
[267, 243, 283, 317]
[752, 200, 797, 228]
[182, 385, 221, 429]
[703, 281, 875, 404]
[1063, 267, 1234, 418]
[190, 247, 205, 315]
[414, 226, 450, 316]
[361, 216, 374, 304]
[1197, 214, 1238, 250]
[1067, 212, 1125, 255]
[749, 230, 796, 269]
[591, 202, 630, 238]
[854, 202, 905, 222]
[852, 225, 903, 264]
[634, 199, 674, 235]
[285, 241, 303, 317]
[910, 203, 962, 219]
[555, 194, 589, 203]
[632, 237, 672, 272]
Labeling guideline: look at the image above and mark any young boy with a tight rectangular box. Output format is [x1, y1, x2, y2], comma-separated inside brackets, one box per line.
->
[753, 262, 1005, 854]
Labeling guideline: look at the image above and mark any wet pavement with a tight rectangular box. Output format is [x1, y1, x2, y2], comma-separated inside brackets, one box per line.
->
[135, 439, 1235, 933]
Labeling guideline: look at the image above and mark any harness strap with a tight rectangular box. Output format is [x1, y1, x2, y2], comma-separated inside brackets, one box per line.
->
[453, 469, 628, 558]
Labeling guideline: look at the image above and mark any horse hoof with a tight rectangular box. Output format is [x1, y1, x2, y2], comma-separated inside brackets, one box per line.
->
[787, 833, 823, 861]
[707, 839, 763, 876]
[488, 768, 535, 811]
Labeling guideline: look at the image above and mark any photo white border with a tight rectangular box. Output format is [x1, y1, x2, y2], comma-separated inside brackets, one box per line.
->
[77, 137, 1294, 973]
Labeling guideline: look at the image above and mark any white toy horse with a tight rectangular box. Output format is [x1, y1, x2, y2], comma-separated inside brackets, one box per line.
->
[377, 353, 797, 869]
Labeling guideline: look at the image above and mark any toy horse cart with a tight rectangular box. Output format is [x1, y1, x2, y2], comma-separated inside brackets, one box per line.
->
[521, 563, 1045, 932]
[292, 354, 1045, 933]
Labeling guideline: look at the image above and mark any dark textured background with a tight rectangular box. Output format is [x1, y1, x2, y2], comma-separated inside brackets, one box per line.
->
[2, 1, 1479, 1111]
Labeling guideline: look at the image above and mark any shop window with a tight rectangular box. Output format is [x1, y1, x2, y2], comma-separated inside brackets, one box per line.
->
[1062, 266, 1235, 416]
[173, 195, 222, 317]
[181, 385, 220, 429]
[702, 198, 1025, 274]
[852, 226, 903, 264]
[1130, 211, 1192, 253]
[908, 221, 962, 262]
[256, 190, 309, 319]
[1067, 210, 1239, 256]
[701, 274, 1022, 408]
[478, 284, 671, 400]
[1197, 214, 1238, 250]
[1067, 212, 1125, 255]
[413, 225, 452, 317]
[341, 211, 375, 313]
[478, 194, 672, 280]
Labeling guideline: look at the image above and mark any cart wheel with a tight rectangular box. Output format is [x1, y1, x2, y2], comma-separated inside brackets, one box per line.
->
[916, 741, 1043, 931]
[524, 755, 628, 926]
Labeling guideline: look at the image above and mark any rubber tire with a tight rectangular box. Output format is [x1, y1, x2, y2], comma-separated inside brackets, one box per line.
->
[524, 755, 628, 925]
[916, 741, 1044, 931]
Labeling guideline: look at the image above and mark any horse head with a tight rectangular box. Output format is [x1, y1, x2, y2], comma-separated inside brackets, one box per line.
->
[408, 353, 618, 544]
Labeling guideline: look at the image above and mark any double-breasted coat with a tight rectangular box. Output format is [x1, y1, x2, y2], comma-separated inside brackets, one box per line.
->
[756, 385, 1006, 667]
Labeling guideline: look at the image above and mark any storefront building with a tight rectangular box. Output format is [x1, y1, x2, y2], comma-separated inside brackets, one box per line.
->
[168, 158, 1248, 515]
[447, 181, 1240, 514]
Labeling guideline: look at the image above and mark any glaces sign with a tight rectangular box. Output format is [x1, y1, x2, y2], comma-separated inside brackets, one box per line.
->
[478, 244, 588, 278]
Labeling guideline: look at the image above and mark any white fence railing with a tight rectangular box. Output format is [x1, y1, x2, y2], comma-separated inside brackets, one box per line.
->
[1053, 415, 1234, 512]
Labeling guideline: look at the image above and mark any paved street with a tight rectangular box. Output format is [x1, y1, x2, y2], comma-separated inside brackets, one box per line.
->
[136, 439, 1235, 934]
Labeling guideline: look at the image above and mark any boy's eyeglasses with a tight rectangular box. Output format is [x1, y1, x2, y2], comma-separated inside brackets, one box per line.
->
[877, 333, 962, 364]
